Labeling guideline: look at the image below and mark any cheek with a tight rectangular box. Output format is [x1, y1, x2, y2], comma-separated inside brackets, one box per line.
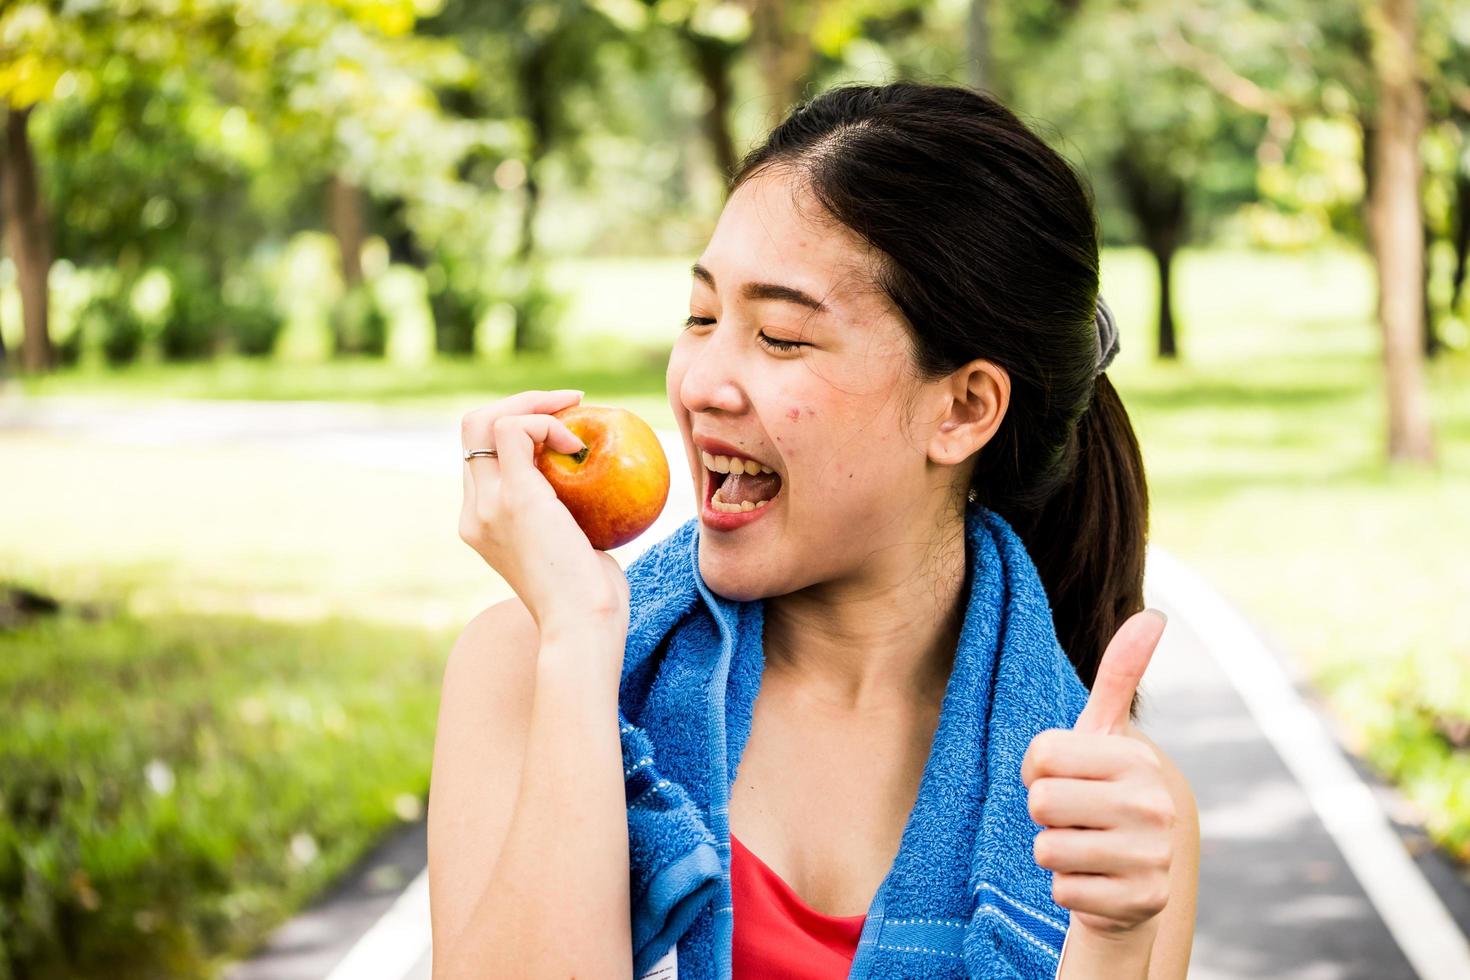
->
[666, 348, 688, 402]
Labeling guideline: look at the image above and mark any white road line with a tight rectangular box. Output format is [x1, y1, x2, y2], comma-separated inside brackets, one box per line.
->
[1145, 545, 1470, 980]
[322, 869, 430, 980]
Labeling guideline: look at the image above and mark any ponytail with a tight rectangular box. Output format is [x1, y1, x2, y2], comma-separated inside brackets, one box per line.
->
[1005, 374, 1151, 720]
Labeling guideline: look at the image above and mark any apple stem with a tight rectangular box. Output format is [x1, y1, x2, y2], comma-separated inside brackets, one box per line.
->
[569, 446, 589, 464]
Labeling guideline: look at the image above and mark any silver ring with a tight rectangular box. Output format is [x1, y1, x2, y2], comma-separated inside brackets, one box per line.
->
[464, 449, 498, 460]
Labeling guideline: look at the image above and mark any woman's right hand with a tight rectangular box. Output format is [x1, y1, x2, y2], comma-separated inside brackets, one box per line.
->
[458, 389, 630, 637]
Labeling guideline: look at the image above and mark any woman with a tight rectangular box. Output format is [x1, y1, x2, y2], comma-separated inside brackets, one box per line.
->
[432, 81, 1200, 979]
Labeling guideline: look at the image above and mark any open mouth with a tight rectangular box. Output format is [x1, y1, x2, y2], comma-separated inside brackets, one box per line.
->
[704, 463, 783, 514]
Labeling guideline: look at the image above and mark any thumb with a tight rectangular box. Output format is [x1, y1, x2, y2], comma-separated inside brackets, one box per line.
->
[1072, 608, 1168, 735]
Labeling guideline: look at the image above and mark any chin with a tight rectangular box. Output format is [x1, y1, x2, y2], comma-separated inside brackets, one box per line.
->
[696, 548, 777, 603]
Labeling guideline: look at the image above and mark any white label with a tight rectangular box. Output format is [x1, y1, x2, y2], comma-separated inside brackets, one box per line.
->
[638, 944, 678, 980]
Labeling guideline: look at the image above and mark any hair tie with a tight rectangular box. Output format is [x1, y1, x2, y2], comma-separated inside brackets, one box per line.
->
[1094, 295, 1119, 377]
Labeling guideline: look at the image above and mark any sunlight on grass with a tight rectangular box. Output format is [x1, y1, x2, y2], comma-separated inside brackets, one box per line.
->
[0, 433, 506, 631]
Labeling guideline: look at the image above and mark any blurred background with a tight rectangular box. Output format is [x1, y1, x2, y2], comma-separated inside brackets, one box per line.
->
[1, 1, 1468, 978]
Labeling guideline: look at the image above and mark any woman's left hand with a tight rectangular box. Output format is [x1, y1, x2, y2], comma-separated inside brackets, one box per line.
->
[1021, 609, 1175, 948]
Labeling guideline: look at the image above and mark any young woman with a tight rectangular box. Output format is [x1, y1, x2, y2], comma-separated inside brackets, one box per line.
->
[433, 81, 1200, 979]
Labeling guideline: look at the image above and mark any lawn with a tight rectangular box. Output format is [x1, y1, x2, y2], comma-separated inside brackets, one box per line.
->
[2, 244, 1468, 976]
[0, 430, 517, 978]
[0, 610, 455, 980]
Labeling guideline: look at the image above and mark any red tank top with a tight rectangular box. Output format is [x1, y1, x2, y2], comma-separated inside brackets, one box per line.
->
[730, 831, 866, 977]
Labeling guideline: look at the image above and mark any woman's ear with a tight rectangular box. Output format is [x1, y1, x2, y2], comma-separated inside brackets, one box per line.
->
[930, 359, 1009, 464]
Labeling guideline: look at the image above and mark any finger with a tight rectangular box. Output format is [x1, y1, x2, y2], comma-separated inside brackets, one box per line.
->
[460, 389, 583, 453]
[1027, 777, 1124, 829]
[1020, 728, 1143, 787]
[492, 413, 587, 488]
[465, 403, 586, 497]
[1050, 871, 1142, 921]
[1073, 609, 1167, 736]
[1033, 828, 1140, 875]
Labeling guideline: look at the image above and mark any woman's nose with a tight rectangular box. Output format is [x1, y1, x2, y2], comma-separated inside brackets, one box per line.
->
[678, 330, 747, 416]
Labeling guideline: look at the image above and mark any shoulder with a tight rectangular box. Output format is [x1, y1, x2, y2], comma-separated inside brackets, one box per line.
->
[453, 595, 539, 655]
[438, 598, 541, 712]
[428, 597, 541, 948]
[434, 596, 542, 771]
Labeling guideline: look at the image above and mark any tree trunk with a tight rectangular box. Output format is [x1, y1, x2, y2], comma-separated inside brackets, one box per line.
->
[1365, 0, 1434, 463]
[1450, 168, 1468, 317]
[1423, 210, 1439, 358]
[2, 106, 54, 374]
[513, 36, 555, 353]
[682, 29, 739, 193]
[1112, 151, 1188, 360]
[1359, 110, 1382, 325]
[327, 173, 365, 287]
[1154, 245, 1178, 359]
[746, 0, 818, 128]
[967, 0, 991, 94]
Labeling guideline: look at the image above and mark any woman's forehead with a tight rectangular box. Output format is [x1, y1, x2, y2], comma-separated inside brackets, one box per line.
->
[719, 174, 863, 257]
[698, 175, 885, 312]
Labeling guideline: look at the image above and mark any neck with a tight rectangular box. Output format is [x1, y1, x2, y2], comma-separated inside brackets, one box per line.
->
[761, 513, 970, 714]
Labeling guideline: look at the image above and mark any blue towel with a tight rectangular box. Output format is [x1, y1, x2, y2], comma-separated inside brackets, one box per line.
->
[617, 504, 1091, 979]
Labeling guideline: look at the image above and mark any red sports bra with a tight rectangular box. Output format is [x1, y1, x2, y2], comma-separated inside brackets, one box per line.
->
[730, 831, 867, 977]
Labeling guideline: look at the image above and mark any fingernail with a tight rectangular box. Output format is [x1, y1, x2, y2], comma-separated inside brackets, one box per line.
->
[1146, 608, 1168, 626]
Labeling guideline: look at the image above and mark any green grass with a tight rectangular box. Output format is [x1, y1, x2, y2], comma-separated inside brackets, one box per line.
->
[0, 436, 499, 978]
[3, 244, 1469, 975]
[0, 608, 456, 980]
[1098, 247, 1470, 860]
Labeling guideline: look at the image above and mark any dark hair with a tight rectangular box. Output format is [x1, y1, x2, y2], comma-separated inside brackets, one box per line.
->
[729, 81, 1150, 716]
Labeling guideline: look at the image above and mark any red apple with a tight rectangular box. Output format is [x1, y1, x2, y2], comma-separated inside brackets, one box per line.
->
[534, 404, 670, 552]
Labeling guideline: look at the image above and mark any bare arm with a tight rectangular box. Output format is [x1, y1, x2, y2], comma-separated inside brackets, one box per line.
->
[1142, 731, 1199, 980]
[427, 598, 633, 979]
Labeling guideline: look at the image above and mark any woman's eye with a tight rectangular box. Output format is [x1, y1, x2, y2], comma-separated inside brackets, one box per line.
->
[682, 316, 806, 352]
[756, 332, 805, 352]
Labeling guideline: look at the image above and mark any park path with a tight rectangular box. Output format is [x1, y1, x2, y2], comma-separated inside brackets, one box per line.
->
[4, 393, 1470, 979]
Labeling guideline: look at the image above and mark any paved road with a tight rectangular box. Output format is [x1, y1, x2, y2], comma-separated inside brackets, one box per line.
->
[6, 395, 1469, 979]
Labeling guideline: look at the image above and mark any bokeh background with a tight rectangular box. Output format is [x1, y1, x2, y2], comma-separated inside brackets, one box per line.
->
[1, 1, 1468, 978]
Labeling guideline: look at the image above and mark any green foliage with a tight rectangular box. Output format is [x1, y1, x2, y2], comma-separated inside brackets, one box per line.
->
[331, 284, 387, 357]
[425, 261, 481, 355]
[501, 260, 570, 354]
[72, 284, 147, 368]
[0, 607, 453, 980]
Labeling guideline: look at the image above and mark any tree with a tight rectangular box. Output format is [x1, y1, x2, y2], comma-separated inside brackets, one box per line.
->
[1006, 0, 1271, 361]
[1364, 0, 1435, 463]
[1, 103, 53, 373]
[1136, 0, 1443, 461]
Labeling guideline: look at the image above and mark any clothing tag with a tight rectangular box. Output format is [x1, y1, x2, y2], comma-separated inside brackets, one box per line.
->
[638, 944, 678, 980]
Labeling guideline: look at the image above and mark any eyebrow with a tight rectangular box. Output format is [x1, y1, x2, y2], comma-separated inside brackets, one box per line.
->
[690, 262, 831, 316]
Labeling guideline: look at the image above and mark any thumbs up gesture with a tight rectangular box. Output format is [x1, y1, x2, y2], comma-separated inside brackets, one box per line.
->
[1021, 609, 1175, 945]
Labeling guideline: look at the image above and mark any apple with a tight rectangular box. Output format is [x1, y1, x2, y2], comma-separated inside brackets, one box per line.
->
[534, 404, 671, 552]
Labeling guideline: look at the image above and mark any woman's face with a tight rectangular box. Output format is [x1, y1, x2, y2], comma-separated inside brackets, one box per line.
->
[667, 168, 976, 601]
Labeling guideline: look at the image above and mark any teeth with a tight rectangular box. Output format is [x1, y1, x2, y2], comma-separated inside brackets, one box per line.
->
[710, 496, 773, 513]
[701, 450, 775, 475]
